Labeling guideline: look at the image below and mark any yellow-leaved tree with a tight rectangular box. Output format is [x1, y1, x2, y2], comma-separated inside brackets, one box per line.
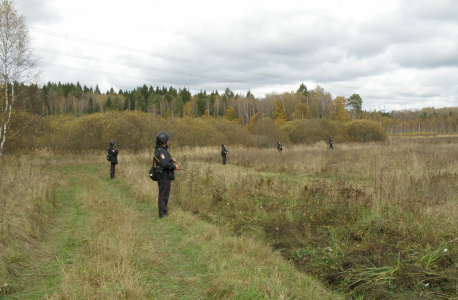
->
[273, 100, 289, 126]
[184, 102, 193, 117]
[224, 106, 237, 121]
[248, 112, 261, 132]
[332, 96, 350, 123]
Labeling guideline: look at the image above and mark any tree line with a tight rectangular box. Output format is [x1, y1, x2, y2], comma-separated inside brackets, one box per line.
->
[14, 81, 458, 135]
[19, 81, 364, 124]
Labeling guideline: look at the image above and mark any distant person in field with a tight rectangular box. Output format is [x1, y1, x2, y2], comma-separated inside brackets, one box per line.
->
[277, 141, 283, 153]
[108, 140, 118, 179]
[329, 138, 333, 150]
[221, 143, 228, 165]
[155, 132, 181, 219]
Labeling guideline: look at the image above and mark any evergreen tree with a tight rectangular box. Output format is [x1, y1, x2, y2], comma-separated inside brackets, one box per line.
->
[88, 96, 94, 113]
[179, 88, 191, 103]
[105, 96, 112, 110]
[297, 83, 308, 96]
[132, 90, 145, 111]
[347, 94, 362, 112]
[40, 85, 49, 114]
[196, 90, 207, 116]
[71, 81, 83, 98]
[148, 85, 155, 94]
[94, 84, 100, 94]
[175, 95, 184, 116]
[124, 97, 130, 110]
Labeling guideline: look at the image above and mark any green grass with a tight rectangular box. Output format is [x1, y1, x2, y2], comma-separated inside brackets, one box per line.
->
[2, 166, 89, 299]
[2, 159, 340, 299]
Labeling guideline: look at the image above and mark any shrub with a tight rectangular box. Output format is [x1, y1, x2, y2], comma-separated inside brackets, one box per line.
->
[346, 119, 387, 142]
[282, 119, 346, 144]
[252, 118, 284, 147]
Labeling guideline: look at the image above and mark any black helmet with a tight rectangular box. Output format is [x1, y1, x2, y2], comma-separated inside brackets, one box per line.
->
[110, 140, 116, 146]
[221, 143, 225, 146]
[156, 132, 170, 144]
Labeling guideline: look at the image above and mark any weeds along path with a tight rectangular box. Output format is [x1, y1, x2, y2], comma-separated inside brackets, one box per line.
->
[4, 161, 341, 299]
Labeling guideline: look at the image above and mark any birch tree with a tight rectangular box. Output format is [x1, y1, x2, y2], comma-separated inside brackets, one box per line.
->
[0, 0, 40, 156]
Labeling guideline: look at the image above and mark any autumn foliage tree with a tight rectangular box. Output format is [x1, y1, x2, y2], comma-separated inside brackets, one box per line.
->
[224, 106, 237, 121]
[332, 96, 350, 123]
[248, 112, 261, 133]
[273, 100, 289, 126]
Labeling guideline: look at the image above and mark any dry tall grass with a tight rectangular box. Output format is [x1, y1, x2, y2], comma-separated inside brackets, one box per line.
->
[1, 149, 341, 299]
[118, 136, 458, 298]
[3, 135, 458, 298]
[0, 154, 57, 295]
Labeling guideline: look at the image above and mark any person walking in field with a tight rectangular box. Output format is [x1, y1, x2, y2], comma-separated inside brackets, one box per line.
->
[221, 143, 228, 165]
[155, 132, 180, 218]
[277, 141, 283, 153]
[108, 140, 118, 179]
[329, 138, 333, 150]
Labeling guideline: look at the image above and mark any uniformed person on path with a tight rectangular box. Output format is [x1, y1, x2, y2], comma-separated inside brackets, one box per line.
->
[108, 140, 118, 179]
[221, 143, 228, 165]
[277, 141, 283, 153]
[155, 132, 180, 218]
[329, 138, 334, 150]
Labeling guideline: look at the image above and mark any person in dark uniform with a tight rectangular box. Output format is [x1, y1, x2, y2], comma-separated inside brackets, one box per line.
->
[108, 140, 118, 179]
[221, 143, 228, 165]
[329, 138, 333, 150]
[277, 141, 283, 152]
[155, 132, 180, 218]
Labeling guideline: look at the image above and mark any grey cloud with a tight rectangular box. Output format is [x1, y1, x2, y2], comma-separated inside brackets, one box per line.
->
[31, 0, 458, 111]
[17, 0, 63, 25]
[400, 0, 458, 22]
[392, 39, 458, 69]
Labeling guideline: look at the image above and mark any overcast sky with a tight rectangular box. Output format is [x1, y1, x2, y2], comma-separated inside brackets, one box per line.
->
[18, 0, 458, 111]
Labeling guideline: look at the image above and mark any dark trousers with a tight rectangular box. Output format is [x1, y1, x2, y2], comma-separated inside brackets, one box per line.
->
[222, 155, 226, 165]
[110, 163, 116, 179]
[157, 177, 171, 218]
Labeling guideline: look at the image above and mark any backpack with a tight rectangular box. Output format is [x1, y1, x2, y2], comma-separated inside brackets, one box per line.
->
[149, 155, 164, 181]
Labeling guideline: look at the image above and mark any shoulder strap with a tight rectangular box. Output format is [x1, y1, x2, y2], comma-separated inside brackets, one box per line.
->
[153, 155, 161, 169]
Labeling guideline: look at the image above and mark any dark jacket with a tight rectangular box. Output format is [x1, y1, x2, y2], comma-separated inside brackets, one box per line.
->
[221, 146, 228, 156]
[155, 144, 176, 180]
[108, 146, 119, 164]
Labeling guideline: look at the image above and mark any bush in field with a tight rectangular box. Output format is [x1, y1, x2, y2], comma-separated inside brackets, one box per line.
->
[346, 119, 387, 142]
[7, 112, 256, 153]
[282, 119, 346, 144]
[209, 118, 251, 146]
[5, 111, 386, 154]
[252, 118, 284, 147]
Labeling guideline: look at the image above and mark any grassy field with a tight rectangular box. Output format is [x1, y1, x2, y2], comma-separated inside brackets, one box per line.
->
[121, 136, 458, 299]
[0, 150, 340, 299]
[2, 136, 458, 299]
